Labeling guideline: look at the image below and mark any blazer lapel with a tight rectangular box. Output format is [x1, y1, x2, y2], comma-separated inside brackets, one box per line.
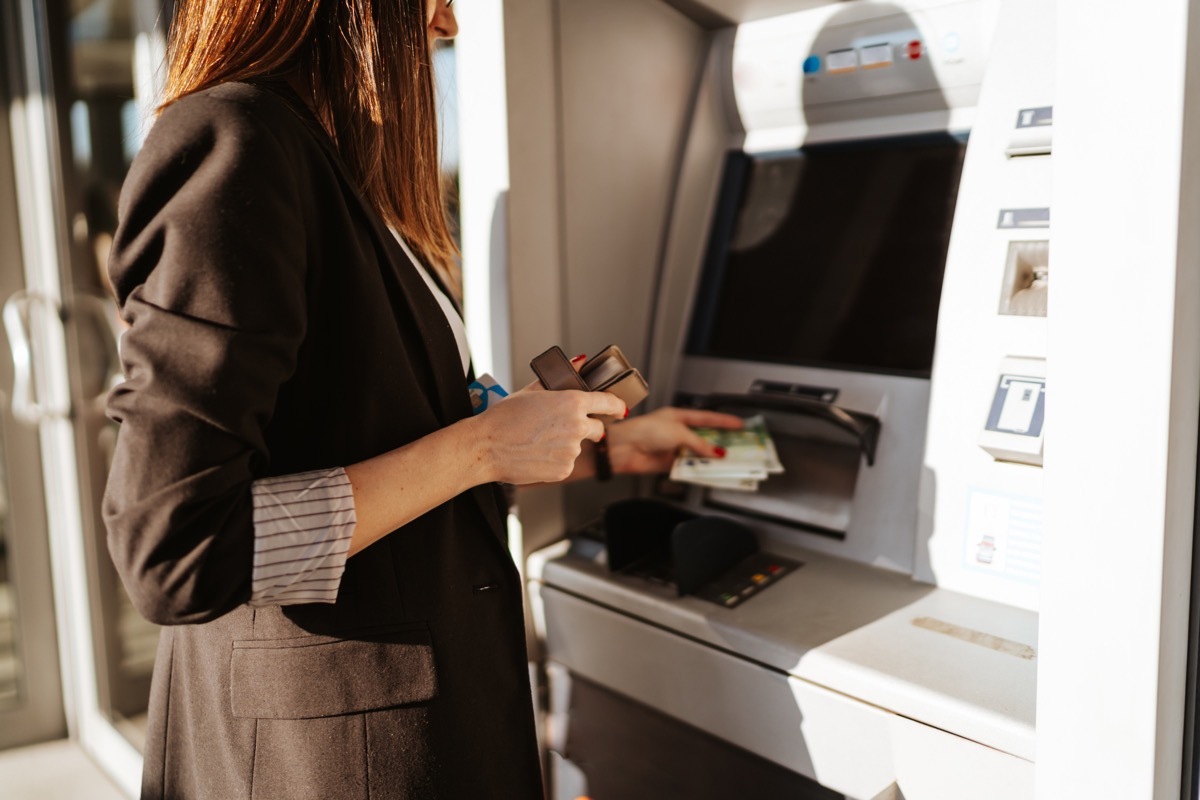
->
[362, 206, 509, 540]
[330, 157, 510, 540]
[265, 83, 509, 541]
[372, 229, 473, 428]
[378, 233, 510, 539]
[290, 124, 469, 427]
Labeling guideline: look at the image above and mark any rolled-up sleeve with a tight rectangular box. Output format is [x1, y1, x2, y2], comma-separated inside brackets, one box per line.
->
[250, 468, 356, 606]
[103, 89, 312, 626]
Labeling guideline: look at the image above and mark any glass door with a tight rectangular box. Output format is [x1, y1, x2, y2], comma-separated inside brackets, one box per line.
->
[3, 1, 170, 793]
[47, 0, 164, 750]
[0, 3, 66, 750]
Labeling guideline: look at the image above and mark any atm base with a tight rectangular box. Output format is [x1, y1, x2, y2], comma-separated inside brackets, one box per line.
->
[548, 670, 843, 800]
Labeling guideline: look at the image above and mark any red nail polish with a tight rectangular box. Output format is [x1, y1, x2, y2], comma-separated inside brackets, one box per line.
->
[623, 407, 630, 419]
[571, 354, 587, 363]
[715, 447, 727, 458]
[600, 432, 607, 441]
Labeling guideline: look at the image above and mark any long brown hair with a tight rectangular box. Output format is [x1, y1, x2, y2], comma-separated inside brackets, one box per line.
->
[161, 0, 459, 292]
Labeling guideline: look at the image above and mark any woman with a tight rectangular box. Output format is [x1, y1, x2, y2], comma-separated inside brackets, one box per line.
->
[103, 0, 740, 798]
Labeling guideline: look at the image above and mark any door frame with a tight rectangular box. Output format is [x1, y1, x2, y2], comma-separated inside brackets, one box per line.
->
[4, 1, 142, 794]
[0, 0, 64, 751]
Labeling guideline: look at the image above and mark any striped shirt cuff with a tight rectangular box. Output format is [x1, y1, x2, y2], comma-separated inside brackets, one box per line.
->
[249, 467, 356, 606]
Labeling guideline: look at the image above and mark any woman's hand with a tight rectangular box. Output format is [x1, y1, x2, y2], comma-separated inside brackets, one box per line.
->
[342, 382, 623, 557]
[604, 407, 745, 475]
[475, 383, 627, 484]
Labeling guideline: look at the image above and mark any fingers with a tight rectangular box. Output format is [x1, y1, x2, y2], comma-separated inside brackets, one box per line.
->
[680, 427, 724, 458]
[582, 418, 607, 442]
[579, 390, 627, 420]
[672, 409, 744, 429]
[570, 353, 587, 373]
[543, 391, 620, 440]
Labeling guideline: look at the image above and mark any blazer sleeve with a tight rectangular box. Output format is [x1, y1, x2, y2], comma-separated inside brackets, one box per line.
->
[103, 90, 310, 625]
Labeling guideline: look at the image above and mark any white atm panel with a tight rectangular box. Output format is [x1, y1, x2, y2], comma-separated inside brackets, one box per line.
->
[917, 0, 1053, 611]
[731, 0, 1000, 150]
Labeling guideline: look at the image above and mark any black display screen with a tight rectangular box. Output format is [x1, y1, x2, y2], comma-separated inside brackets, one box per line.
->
[686, 133, 967, 377]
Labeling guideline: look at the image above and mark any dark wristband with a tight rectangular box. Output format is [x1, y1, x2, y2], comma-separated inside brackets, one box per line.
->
[594, 435, 613, 482]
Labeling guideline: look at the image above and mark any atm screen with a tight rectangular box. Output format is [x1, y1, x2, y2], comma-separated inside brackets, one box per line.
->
[686, 133, 967, 377]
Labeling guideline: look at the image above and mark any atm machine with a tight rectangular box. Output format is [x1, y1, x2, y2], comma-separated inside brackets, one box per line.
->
[517, 0, 1056, 797]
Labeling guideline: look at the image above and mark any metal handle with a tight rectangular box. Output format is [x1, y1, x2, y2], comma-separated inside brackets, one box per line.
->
[3, 290, 68, 426]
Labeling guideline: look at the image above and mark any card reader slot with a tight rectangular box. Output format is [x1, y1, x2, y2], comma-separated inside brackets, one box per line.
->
[697, 392, 881, 466]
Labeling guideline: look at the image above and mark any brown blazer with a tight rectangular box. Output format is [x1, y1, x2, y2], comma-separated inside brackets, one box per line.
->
[104, 81, 542, 799]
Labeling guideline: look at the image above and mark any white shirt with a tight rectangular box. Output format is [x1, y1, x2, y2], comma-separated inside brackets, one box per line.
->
[395, 233, 471, 377]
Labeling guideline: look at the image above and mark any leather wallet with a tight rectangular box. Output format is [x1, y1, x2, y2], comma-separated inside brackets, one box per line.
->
[530, 345, 649, 422]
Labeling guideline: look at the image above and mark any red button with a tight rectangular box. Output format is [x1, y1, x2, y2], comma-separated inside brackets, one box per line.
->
[768, 565, 782, 574]
[906, 40, 922, 59]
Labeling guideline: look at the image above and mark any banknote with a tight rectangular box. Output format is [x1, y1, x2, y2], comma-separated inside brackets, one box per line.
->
[669, 415, 784, 491]
[670, 457, 769, 481]
[676, 474, 762, 492]
[678, 415, 783, 473]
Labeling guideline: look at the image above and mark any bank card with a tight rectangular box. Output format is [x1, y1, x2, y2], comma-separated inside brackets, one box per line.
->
[468, 373, 509, 415]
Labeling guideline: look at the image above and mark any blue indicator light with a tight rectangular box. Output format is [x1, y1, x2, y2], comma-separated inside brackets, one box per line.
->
[802, 55, 821, 74]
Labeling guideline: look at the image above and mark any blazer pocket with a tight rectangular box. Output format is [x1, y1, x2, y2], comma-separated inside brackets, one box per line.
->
[230, 625, 437, 720]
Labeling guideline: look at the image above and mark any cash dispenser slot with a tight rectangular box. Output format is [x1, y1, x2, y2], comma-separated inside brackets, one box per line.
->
[699, 391, 881, 466]
[676, 392, 881, 537]
[601, 498, 800, 608]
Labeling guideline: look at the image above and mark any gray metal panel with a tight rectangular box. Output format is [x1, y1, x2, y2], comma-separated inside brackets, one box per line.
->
[646, 31, 743, 411]
[504, 0, 571, 550]
[507, 0, 712, 536]
[554, 0, 710, 526]
[556, 0, 706, 386]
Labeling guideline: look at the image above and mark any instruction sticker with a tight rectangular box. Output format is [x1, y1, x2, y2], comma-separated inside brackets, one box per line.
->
[963, 489, 1042, 584]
